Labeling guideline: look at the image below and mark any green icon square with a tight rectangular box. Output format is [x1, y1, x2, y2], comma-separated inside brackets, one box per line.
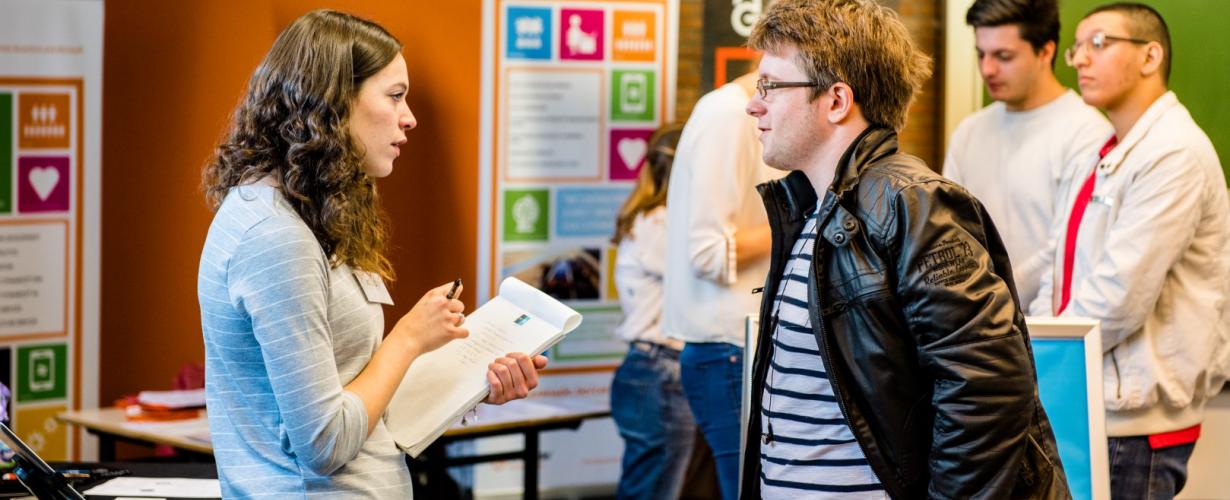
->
[503, 189, 549, 242]
[0, 93, 11, 214]
[16, 343, 67, 402]
[610, 70, 656, 122]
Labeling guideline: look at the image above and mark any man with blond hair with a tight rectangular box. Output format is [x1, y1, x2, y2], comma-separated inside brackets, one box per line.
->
[1031, 3, 1230, 498]
[741, 0, 1068, 497]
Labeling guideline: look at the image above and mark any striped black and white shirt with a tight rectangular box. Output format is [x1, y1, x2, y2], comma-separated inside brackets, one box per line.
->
[759, 207, 886, 499]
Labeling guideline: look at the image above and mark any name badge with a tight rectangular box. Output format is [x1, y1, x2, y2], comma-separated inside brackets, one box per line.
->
[354, 271, 394, 305]
[1090, 194, 1116, 207]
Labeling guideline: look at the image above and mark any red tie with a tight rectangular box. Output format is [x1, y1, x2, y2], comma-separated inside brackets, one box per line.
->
[1056, 137, 1119, 315]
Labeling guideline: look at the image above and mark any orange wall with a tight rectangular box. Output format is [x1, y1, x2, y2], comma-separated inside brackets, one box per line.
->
[101, 2, 482, 405]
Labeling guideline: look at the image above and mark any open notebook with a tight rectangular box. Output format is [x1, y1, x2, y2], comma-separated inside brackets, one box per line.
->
[386, 277, 582, 457]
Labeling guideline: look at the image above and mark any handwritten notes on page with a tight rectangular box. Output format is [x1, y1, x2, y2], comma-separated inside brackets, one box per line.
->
[386, 277, 582, 457]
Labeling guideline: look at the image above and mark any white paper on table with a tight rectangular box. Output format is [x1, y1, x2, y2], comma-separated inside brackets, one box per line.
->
[136, 388, 206, 409]
[82, 477, 220, 498]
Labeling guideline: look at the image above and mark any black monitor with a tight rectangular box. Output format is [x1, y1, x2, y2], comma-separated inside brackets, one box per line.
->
[0, 422, 83, 499]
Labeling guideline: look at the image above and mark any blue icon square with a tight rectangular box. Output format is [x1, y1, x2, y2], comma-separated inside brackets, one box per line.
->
[506, 6, 552, 60]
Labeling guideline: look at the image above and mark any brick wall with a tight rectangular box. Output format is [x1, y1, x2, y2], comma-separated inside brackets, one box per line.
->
[674, 0, 943, 169]
[674, 0, 704, 124]
[896, 0, 943, 170]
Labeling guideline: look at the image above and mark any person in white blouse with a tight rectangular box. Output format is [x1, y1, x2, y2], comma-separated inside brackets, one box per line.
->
[609, 124, 693, 500]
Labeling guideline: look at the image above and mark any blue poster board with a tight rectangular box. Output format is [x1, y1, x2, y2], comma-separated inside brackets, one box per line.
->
[1028, 317, 1109, 500]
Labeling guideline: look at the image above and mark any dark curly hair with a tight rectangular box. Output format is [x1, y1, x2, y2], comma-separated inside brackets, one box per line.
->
[203, 9, 400, 280]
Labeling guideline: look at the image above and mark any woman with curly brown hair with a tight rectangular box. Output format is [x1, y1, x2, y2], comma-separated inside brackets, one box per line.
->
[197, 10, 546, 498]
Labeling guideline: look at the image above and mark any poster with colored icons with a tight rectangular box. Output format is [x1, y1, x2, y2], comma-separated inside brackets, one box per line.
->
[479, 0, 677, 494]
[0, 86, 79, 463]
[487, 0, 675, 366]
[0, 0, 103, 461]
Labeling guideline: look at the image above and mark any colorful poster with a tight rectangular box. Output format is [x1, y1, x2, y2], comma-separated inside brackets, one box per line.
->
[481, 0, 678, 493]
[609, 69, 656, 122]
[559, 9, 605, 61]
[555, 186, 631, 238]
[0, 0, 103, 461]
[13, 404, 68, 460]
[608, 128, 653, 181]
[16, 343, 67, 403]
[505, 69, 603, 180]
[612, 10, 657, 62]
[506, 6, 553, 61]
[502, 188, 551, 241]
[0, 223, 68, 336]
[485, 0, 676, 357]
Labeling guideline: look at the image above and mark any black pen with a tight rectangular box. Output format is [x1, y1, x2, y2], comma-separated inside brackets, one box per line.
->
[446, 278, 462, 299]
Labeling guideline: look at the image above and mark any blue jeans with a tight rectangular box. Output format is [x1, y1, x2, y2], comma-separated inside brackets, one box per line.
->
[611, 342, 696, 500]
[680, 342, 743, 500]
[1108, 436, 1196, 500]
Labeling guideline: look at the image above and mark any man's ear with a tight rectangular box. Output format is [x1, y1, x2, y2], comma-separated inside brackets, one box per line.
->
[1141, 41, 1164, 77]
[1038, 40, 1057, 67]
[827, 82, 857, 123]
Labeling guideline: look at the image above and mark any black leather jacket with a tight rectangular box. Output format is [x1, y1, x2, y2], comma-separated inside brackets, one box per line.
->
[740, 128, 1070, 499]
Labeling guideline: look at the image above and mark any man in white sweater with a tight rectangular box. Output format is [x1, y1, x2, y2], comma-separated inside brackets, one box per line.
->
[1031, 3, 1230, 498]
[943, 0, 1110, 307]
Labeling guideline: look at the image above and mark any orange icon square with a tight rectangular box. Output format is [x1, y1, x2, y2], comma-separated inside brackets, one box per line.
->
[612, 10, 656, 62]
[18, 93, 71, 150]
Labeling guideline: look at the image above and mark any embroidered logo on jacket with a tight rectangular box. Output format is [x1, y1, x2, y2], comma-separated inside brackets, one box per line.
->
[917, 238, 977, 287]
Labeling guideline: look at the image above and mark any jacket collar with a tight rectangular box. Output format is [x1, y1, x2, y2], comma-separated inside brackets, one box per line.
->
[829, 126, 900, 199]
[1099, 91, 1179, 176]
[774, 170, 818, 223]
[774, 126, 899, 220]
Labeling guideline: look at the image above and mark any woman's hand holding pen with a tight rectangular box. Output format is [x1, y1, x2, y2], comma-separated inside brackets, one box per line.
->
[347, 279, 468, 436]
[484, 353, 549, 405]
[388, 278, 547, 405]
[390, 280, 468, 356]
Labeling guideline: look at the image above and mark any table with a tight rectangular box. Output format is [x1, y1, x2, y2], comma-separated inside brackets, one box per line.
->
[58, 403, 610, 499]
[56, 408, 212, 461]
[419, 406, 610, 500]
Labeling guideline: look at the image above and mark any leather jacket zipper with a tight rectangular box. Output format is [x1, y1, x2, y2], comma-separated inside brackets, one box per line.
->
[813, 289, 888, 494]
[746, 181, 795, 488]
[807, 211, 892, 496]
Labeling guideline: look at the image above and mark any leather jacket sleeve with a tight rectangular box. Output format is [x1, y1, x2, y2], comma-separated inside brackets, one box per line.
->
[884, 179, 1036, 499]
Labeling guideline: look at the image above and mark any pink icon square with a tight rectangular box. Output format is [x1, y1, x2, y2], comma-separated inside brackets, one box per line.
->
[559, 9, 604, 61]
[609, 129, 653, 181]
[18, 156, 69, 213]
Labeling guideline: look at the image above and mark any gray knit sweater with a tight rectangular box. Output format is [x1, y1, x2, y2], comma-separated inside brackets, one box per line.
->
[198, 184, 412, 498]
